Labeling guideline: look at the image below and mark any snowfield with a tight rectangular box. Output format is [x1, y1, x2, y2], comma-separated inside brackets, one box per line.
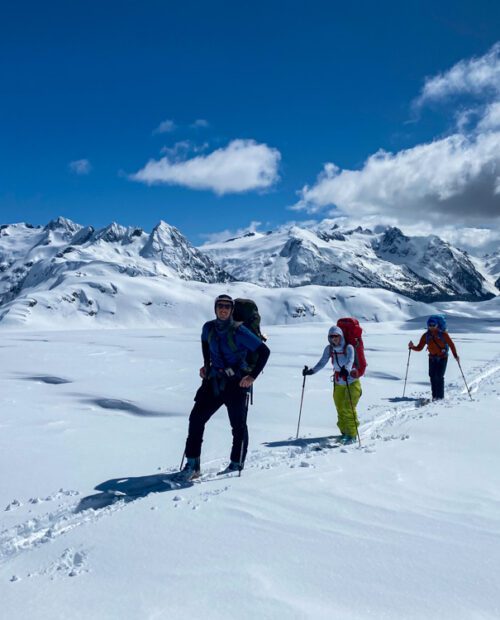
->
[1, 317, 500, 619]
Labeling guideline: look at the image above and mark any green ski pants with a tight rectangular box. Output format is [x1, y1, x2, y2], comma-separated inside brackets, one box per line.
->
[333, 380, 362, 437]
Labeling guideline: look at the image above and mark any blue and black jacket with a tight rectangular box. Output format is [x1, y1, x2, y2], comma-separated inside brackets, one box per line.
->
[201, 320, 270, 380]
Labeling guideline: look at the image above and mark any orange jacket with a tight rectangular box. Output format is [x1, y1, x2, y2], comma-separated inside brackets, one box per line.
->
[411, 331, 458, 359]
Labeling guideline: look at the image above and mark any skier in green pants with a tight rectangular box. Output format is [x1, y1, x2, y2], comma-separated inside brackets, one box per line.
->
[303, 325, 361, 445]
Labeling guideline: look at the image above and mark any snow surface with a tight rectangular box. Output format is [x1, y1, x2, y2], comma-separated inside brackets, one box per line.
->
[1, 316, 500, 619]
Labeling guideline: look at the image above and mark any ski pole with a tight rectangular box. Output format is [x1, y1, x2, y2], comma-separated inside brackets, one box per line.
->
[179, 450, 186, 471]
[295, 368, 308, 439]
[345, 380, 362, 448]
[456, 358, 473, 401]
[403, 348, 411, 398]
[238, 391, 251, 477]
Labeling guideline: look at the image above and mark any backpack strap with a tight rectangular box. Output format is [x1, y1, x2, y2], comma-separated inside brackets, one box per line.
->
[426, 330, 449, 357]
[207, 321, 247, 369]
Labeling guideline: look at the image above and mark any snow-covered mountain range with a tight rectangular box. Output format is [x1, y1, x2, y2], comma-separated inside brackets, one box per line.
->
[0, 217, 497, 329]
[202, 222, 496, 302]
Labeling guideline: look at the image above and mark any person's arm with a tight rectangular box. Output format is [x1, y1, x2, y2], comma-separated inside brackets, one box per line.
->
[248, 342, 270, 379]
[200, 323, 212, 378]
[309, 346, 331, 374]
[444, 333, 459, 359]
[344, 345, 355, 373]
[239, 342, 270, 387]
[409, 333, 426, 351]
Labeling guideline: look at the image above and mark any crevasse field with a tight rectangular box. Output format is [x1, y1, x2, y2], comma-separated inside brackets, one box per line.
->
[1, 318, 500, 619]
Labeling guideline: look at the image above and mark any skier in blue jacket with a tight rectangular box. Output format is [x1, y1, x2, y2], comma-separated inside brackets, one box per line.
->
[180, 294, 270, 479]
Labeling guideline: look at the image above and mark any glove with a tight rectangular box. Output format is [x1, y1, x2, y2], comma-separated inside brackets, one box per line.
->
[302, 366, 314, 377]
[339, 366, 349, 380]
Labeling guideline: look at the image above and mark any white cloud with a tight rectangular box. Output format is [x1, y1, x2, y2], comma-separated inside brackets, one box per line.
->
[153, 119, 176, 134]
[131, 139, 281, 195]
[294, 44, 500, 231]
[68, 159, 92, 175]
[160, 141, 209, 158]
[293, 131, 500, 223]
[477, 102, 500, 131]
[437, 226, 500, 253]
[191, 119, 209, 128]
[200, 221, 263, 244]
[414, 42, 500, 109]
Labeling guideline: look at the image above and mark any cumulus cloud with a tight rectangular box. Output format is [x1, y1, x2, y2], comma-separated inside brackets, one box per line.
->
[68, 159, 92, 175]
[293, 132, 500, 223]
[414, 42, 500, 109]
[131, 139, 281, 195]
[160, 140, 209, 158]
[153, 119, 176, 134]
[294, 44, 500, 229]
[477, 102, 500, 131]
[191, 119, 209, 128]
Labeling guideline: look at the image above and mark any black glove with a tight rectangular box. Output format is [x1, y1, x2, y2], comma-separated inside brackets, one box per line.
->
[302, 366, 314, 377]
[339, 366, 349, 380]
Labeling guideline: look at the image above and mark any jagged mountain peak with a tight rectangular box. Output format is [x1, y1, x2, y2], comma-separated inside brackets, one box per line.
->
[141, 220, 234, 283]
[92, 222, 128, 243]
[44, 216, 82, 234]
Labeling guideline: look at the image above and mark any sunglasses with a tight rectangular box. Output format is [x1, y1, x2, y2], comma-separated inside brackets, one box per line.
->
[428, 322, 437, 327]
[216, 303, 233, 310]
[329, 334, 341, 339]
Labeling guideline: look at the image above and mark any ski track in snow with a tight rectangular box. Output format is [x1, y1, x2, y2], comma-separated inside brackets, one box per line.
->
[2, 359, 500, 578]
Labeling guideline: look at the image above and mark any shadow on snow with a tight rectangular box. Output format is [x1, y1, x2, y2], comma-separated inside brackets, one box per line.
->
[263, 435, 341, 449]
[75, 472, 193, 512]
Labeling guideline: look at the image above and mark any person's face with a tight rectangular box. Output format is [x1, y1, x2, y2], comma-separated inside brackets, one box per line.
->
[329, 334, 341, 345]
[215, 302, 233, 320]
[428, 322, 438, 331]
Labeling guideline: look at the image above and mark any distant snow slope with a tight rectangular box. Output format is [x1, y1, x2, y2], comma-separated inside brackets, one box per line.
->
[0, 218, 233, 329]
[0, 217, 496, 330]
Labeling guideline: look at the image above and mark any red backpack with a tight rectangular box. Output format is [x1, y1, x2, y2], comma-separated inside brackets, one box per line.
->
[336, 318, 367, 378]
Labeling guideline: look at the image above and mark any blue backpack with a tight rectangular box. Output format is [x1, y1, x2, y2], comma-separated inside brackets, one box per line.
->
[427, 314, 446, 330]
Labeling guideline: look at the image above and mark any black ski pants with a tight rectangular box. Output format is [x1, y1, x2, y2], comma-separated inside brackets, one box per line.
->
[429, 356, 448, 400]
[185, 379, 250, 464]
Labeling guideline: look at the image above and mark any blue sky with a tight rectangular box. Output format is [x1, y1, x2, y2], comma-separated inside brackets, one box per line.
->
[1, 1, 500, 247]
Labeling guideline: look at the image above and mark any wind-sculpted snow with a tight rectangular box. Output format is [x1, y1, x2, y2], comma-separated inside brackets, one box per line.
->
[1, 324, 500, 618]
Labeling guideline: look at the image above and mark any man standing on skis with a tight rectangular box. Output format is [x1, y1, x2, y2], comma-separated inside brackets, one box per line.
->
[180, 294, 270, 480]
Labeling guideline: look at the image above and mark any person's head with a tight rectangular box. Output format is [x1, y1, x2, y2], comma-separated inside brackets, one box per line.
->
[328, 325, 345, 349]
[427, 318, 438, 331]
[214, 294, 234, 320]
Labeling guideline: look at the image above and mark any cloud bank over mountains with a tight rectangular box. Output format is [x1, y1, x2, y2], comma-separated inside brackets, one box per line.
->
[293, 44, 500, 231]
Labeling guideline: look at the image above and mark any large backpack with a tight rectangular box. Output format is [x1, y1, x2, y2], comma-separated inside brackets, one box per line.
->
[232, 298, 266, 342]
[336, 317, 367, 378]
